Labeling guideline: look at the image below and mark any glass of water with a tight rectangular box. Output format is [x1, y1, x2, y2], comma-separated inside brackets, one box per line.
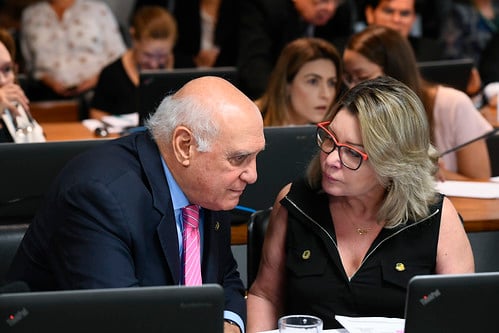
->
[278, 315, 323, 332]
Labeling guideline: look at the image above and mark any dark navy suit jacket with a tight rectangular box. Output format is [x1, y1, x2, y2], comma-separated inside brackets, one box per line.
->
[7, 131, 246, 321]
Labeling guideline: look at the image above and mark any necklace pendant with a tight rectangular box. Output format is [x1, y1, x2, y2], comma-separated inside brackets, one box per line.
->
[357, 228, 369, 235]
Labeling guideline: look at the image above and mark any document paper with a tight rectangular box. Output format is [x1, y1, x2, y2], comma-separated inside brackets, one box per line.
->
[335, 315, 405, 333]
[435, 180, 499, 198]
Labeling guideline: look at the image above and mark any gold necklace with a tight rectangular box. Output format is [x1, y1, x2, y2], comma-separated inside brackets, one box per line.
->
[356, 227, 370, 235]
[350, 221, 372, 235]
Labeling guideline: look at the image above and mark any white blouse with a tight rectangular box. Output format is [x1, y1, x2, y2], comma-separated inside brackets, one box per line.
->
[20, 0, 126, 87]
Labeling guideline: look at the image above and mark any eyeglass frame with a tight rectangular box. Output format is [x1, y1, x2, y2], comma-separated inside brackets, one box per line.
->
[316, 121, 368, 170]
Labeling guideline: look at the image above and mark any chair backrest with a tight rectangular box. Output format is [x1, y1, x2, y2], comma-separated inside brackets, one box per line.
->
[0, 140, 106, 224]
[247, 208, 272, 289]
[0, 224, 28, 283]
[487, 134, 499, 177]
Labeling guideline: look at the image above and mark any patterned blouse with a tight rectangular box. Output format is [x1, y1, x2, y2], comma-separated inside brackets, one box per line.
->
[20, 0, 126, 87]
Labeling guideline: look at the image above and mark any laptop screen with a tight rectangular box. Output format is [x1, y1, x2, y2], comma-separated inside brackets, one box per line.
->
[417, 58, 473, 92]
[404, 272, 499, 333]
[138, 67, 239, 125]
[0, 284, 224, 333]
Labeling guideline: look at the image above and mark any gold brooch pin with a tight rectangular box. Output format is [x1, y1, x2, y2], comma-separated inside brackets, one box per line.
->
[214, 221, 220, 231]
[395, 262, 405, 272]
[302, 250, 311, 260]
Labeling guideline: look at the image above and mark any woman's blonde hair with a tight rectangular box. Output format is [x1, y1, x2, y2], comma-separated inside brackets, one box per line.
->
[307, 76, 439, 227]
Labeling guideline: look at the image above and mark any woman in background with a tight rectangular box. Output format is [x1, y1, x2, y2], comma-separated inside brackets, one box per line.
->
[90, 6, 177, 119]
[0, 28, 31, 142]
[0, 28, 29, 114]
[20, 0, 126, 101]
[256, 37, 343, 127]
[343, 25, 492, 180]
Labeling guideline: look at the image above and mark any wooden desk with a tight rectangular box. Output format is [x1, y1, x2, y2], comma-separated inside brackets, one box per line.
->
[41, 122, 119, 141]
[229, 196, 499, 244]
[449, 196, 499, 232]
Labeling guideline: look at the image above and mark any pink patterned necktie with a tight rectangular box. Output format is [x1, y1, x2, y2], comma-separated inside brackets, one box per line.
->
[182, 205, 202, 286]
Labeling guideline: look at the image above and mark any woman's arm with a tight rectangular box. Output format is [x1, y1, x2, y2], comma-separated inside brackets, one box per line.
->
[435, 197, 474, 274]
[247, 184, 291, 333]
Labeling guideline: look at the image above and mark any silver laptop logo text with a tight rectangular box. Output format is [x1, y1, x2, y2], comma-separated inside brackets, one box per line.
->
[419, 289, 441, 306]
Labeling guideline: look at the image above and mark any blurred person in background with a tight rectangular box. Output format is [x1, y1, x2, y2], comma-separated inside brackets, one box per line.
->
[256, 37, 343, 126]
[20, 0, 126, 102]
[90, 5, 177, 119]
[343, 25, 492, 180]
[440, 0, 499, 104]
[134, 0, 238, 69]
[237, 0, 355, 100]
[0, 27, 31, 142]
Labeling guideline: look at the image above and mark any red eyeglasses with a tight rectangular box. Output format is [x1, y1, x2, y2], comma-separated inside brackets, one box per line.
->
[316, 121, 368, 170]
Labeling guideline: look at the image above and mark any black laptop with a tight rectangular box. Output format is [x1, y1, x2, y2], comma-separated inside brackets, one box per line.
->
[418, 58, 474, 92]
[404, 272, 499, 333]
[0, 284, 224, 333]
[138, 66, 238, 124]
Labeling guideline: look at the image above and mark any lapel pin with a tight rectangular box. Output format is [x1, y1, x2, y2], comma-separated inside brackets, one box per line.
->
[395, 262, 406, 272]
[302, 250, 311, 260]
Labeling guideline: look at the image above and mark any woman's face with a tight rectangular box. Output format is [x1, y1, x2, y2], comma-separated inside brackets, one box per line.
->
[342, 49, 384, 87]
[0, 43, 15, 87]
[134, 38, 175, 70]
[320, 109, 383, 198]
[287, 58, 338, 124]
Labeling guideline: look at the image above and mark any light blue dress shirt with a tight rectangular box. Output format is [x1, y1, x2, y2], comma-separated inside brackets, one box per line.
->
[160, 159, 244, 332]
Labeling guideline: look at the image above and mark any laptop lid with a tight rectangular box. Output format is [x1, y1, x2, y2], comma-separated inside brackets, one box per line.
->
[0, 284, 224, 333]
[237, 125, 318, 211]
[138, 67, 238, 125]
[417, 58, 473, 92]
[404, 272, 499, 333]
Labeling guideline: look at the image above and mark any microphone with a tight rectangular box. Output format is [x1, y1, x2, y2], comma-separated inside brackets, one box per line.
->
[439, 127, 499, 157]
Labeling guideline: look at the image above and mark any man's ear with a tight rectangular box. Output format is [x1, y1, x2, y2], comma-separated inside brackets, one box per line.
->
[172, 126, 195, 166]
[365, 6, 375, 25]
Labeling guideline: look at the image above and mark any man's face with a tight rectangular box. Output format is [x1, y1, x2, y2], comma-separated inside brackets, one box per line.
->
[184, 108, 265, 211]
[365, 0, 416, 37]
[293, 0, 342, 26]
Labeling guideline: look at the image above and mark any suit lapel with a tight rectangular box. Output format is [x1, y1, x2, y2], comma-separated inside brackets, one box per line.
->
[136, 132, 181, 284]
[201, 210, 222, 283]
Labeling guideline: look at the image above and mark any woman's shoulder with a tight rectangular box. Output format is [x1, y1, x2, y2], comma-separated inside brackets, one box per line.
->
[435, 85, 476, 111]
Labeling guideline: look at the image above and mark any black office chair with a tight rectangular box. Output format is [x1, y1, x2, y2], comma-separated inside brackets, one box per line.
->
[247, 208, 272, 289]
[0, 223, 28, 283]
[486, 134, 499, 177]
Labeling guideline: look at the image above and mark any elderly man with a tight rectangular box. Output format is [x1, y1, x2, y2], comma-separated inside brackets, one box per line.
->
[8, 76, 265, 333]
